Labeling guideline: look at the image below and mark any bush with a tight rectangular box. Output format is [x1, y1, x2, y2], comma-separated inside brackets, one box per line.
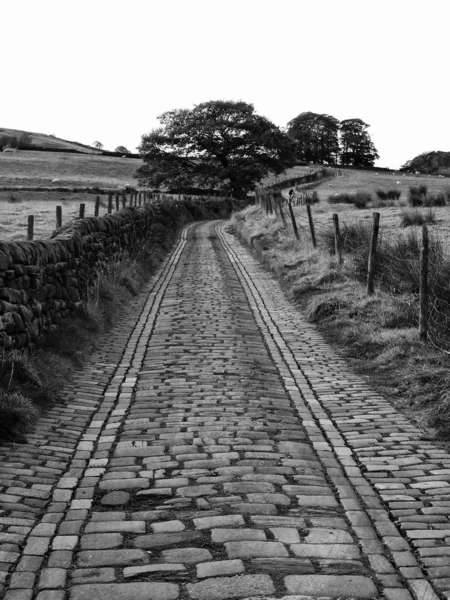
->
[408, 185, 428, 206]
[322, 220, 372, 257]
[327, 192, 371, 208]
[424, 192, 446, 207]
[304, 191, 319, 204]
[375, 189, 400, 201]
[0, 391, 40, 442]
[400, 207, 436, 227]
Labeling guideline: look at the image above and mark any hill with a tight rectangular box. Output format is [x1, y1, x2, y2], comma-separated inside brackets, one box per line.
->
[402, 150, 450, 175]
[0, 127, 100, 154]
[0, 150, 142, 189]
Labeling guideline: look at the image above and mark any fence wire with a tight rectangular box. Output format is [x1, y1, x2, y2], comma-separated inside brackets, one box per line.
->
[254, 196, 450, 354]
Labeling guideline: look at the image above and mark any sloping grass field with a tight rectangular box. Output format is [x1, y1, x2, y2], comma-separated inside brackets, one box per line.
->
[0, 150, 143, 241]
[0, 150, 142, 188]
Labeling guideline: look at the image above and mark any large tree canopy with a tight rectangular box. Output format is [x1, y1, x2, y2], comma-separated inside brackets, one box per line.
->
[340, 118, 379, 167]
[287, 112, 340, 164]
[136, 100, 297, 198]
[287, 112, 379, 167]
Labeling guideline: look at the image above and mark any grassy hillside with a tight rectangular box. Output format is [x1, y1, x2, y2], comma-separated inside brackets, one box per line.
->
[0, 127, 99, 153]
[0, 150, 142, 188]
[305, 168, 450, 201]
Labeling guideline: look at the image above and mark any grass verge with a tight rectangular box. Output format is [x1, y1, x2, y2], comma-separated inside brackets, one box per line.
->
[230, 205, 450, 445]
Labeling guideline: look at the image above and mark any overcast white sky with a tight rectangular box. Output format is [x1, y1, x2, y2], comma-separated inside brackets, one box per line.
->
[1, 0, 448, 168]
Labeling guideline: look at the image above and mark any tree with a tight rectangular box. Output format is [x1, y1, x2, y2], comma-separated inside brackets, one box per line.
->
[115, 145, 129, 154]
[340, 119, 379, 167]
[287, 112, 340, 164]
[92, 141, 104, 150]
[136, 100, 297, 198]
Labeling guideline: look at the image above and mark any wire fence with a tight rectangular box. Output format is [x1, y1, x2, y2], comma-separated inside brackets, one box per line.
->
[253, 188, 450, 354]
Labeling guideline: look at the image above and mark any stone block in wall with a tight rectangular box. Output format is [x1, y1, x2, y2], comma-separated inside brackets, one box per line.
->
[0, 253, 11, 270]
[0, 288, 27, 304]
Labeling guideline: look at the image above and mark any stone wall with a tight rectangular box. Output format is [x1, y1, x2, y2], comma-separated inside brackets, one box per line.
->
[0, 197, 235, 349]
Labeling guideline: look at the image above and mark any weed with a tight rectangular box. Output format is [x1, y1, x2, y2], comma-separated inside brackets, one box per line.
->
[423, 192, 446, 207]
[400, 207, 436, 227]
[0, 390, 40, 442]
[408, 185, 428, 206]
[327, 192, 371, 208]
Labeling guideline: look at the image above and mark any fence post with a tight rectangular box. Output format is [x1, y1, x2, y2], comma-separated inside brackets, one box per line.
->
[419, 225, 429, 341]
[115, 194, 120, 211]
[332, 213, 342, 265]
[79, 203, 85, 218]
[56, 206, 62, 228]
[288, 201, 300, 240]
[139, 191, 142, 206]
[277, 195, 287, 227]
[107, 193, 112, 214]
[27, 215, 34, 241]
[306, 204, 317, 248]
[367, 212, 381, 295]
[95, 196, 100, 217]
[122, 190, 126, 208]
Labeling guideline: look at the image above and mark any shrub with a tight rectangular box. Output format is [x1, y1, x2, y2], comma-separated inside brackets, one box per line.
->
[423, 192, 446, 207]
[322, 220, 372, 257]
[400, 207, 436, 227]
[0, 391, 40, 442]
[304, 191, 319, 204]
[376, 189, 400, 201]
[408, 185, 428, 206]
[327, 192, 371, 208]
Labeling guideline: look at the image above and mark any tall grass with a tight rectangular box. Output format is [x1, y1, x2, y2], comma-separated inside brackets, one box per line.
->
[327, 192, 372, 208]
[400, 207, 436, 227]
[376, 189, 401, 200]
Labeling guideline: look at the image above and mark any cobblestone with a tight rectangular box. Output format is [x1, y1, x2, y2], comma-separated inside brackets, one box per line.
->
[2, 220, 450, 599]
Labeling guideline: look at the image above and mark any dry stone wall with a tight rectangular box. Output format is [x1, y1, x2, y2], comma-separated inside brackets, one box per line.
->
[0, 197, 235, 349]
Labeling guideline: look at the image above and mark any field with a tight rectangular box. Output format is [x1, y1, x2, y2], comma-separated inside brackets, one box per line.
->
[0, 193, 113, 241]
[0, 150, 143, 241]
[302, 168, 450, 201]
[0, 150, 142, 188]
[270, 167, 450, 247]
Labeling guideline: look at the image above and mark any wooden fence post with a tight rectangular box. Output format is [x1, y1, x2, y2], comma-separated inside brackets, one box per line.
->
[288, 201, 300, 240]
[95, 196, 100, 217]
[115, 194, 120, 211]
[277, 196, 287, 227]
[56, 206, 62, 228]
[122, 190, 126, 208]
[306, 204, 317, 248]
[139, 191, 142, 206]
[367, 212, 381, 294]
[332, 213, 342, 264]
[27, 215, 34, 241]
[107, 193, 113, 214]
[419, 225, 429, 341]
[79, 204, 85, 218]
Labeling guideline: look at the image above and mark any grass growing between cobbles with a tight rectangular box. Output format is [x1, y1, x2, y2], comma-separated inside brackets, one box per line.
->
[230, 205, 450, 444]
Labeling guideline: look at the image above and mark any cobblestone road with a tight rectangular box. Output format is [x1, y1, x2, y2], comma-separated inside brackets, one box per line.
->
[1, 221, 450, 599]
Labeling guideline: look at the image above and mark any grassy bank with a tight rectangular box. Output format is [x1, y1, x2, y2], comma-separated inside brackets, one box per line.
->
[230, 205, 450, 444]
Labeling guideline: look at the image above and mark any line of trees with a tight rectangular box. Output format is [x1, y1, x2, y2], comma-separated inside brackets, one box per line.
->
[136, 102, 380, 199]
[286, 112, 379, 167]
